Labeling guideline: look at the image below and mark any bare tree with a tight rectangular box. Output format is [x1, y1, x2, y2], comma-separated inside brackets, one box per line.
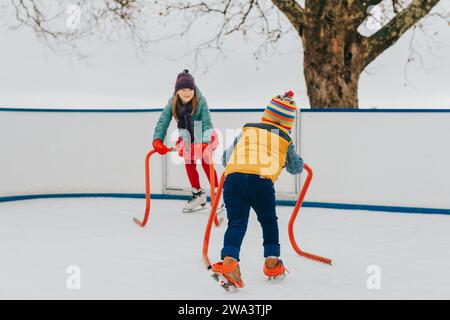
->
[3, 0, 448, 108]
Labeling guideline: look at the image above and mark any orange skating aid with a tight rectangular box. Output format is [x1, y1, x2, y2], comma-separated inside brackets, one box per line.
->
[211, 257, 244, 289]
[263, 257, 289, 279]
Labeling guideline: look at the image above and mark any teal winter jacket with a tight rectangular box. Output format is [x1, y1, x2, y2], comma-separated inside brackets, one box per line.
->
[153, 87, 214, 144]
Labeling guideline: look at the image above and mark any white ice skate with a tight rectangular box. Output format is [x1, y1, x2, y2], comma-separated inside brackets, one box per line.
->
[217, 202, 225, 214]
[212, 202, 226, 225]
[183, 188, 207, 213]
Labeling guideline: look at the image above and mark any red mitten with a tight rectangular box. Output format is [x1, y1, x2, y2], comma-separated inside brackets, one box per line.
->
[175, 137, 185, 157]
[209, 131, 219, 151]
[152, 139, 171, 155]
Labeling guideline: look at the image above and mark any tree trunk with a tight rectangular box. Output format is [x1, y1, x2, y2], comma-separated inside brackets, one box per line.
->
[302, 1, 366, 109]
[303, 42, 361, 109]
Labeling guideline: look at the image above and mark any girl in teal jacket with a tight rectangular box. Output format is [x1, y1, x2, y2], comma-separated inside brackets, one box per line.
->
[152, 70, 219, 212]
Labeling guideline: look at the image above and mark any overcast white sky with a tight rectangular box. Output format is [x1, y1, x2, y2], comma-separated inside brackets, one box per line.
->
[0, 0, 449, 109]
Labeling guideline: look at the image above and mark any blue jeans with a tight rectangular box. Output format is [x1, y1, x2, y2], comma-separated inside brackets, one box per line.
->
[221, 173, 280, 261]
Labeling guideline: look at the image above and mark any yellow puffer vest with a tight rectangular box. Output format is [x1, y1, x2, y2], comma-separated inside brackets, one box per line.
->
[224, 122, 292, 183]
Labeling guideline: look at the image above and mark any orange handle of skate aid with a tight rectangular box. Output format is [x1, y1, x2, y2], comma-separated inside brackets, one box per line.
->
[206, 149, 220, 227]
[288, 164, 332, 265]
[133, 148, 175, 227]
[202, 173, 226, 269]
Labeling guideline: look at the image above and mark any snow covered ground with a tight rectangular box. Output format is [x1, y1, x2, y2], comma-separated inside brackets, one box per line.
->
[0, 197, 449, 300]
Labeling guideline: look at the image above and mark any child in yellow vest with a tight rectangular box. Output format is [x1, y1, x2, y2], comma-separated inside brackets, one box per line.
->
[212, 91, 304, 288]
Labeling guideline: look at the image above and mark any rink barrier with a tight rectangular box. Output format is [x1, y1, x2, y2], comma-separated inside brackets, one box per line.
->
[2, 107, 450, 112]
[1, 193, 449, 215]
[2, 107, 450, 215]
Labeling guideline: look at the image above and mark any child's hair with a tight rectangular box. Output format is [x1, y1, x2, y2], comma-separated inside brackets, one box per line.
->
[171, 91, 198, 121]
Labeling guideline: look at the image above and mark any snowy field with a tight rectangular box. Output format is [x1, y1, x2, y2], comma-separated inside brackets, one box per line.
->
[0, 197, 449, 300]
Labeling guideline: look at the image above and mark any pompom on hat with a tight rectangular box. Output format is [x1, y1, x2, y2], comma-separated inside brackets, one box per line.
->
[261, 90, 297, 132]
[175, 69, 196, 92]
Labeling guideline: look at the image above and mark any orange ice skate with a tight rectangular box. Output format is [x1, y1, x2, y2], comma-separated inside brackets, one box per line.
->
[263, 257, 289, 280]
[211, 256, 244, 290]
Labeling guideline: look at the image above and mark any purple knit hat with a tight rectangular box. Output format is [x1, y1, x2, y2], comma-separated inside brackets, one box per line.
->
[175, 69, 195, 92]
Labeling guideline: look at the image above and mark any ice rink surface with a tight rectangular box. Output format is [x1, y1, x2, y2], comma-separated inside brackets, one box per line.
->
[1, 198, 449, 300]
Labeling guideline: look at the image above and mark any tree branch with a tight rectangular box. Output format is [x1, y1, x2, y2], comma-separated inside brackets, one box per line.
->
[364, 0, 441, 67]
[271, 0, 304, 34]
[152, 0, 290, 72]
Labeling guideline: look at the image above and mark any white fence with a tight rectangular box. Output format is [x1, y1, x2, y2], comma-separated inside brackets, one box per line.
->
[1, 108, 449, 213]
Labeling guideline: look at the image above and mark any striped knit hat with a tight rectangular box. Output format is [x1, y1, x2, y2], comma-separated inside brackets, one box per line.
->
[261, 91, 297, 132]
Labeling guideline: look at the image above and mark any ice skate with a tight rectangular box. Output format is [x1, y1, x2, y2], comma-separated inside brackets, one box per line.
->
[182, 188, 207, 213]
[263, 256, 289, 280]
[212, 202, 226, 225]
[216, 202, 225, 214]
[211, 256, 244, 290]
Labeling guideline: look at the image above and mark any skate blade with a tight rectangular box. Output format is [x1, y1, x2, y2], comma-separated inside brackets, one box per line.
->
[182, 204, 207, 213]
[267, 274, 286, 281]
[211, 273, 238, 291]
